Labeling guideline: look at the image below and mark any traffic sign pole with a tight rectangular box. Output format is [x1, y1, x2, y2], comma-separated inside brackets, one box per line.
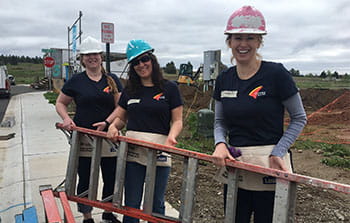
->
[101, 22, 114, 74]
[106, 43, 110, 73]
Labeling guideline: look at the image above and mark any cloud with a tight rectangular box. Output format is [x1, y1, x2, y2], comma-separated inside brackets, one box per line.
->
[0, 0, 349, 74]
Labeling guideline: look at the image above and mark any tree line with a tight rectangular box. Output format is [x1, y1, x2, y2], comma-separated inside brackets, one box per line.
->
[165, 61, 349, 79]
[2, 55, 348, 79]
[289, 68, 348, 79]
[0, 54, 43, 65]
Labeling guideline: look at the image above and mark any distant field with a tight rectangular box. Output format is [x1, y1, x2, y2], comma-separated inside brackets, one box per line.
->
[5, 63, 350, 89]
[293, 76, 350, 89]
[7, 63, 44, 84]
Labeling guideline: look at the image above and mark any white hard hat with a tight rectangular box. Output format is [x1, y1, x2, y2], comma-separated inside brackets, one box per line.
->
[79, 36, 103, 54]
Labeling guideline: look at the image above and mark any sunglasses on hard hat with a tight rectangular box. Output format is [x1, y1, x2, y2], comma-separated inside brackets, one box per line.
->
[131, 54, 151, 66]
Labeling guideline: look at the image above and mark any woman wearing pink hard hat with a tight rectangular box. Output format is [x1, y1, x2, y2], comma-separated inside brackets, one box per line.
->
[211, 6, 307, 222]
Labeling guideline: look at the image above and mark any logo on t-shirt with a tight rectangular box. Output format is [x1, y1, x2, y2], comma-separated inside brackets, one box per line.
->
[153, 93, 165, 100]
[103, 86, 111, 93]
[248, 86, 265, 99]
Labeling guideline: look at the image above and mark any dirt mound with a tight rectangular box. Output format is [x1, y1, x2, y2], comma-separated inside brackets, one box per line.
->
[299, 88, 347, 112]
[306, 90, 350, 125]
[178, 84, 212, 112]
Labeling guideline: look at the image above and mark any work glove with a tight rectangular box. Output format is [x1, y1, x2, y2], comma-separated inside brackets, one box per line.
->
[228, 146, 242, 158]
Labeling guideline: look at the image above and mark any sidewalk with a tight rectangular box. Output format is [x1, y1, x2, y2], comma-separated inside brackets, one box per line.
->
[0, 92, 178, 223]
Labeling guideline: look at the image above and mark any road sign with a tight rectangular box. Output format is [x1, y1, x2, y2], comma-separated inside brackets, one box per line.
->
[44, 57, 55, 68]
[41, 49, 56, 53]
[101, 22, 114, 43]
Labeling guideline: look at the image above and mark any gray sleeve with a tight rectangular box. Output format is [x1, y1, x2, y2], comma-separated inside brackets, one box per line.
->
[214, 100, 228, 146]
[271, 92, 307, 157]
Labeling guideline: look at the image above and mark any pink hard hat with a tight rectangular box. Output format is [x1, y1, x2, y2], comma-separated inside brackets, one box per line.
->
[224, 6, 267, 35]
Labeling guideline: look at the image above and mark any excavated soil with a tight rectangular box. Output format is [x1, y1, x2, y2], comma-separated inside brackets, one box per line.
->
[165, 87, 350, 222]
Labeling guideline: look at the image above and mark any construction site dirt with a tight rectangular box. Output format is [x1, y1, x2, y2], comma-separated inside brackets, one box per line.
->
[165, 87, 350, 223]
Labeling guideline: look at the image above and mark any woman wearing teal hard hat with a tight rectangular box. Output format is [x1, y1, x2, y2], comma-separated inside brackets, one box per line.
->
[108, 39, 183, 223]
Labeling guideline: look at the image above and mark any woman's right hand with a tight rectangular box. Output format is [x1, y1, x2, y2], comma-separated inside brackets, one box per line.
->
[211, 143, 235, 166]
[62, 117, 75, 130]
[107, 124, 119, 142]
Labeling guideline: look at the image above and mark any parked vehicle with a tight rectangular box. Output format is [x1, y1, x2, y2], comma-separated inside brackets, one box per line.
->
[8, 74, 15, 85]
[0, 65, 11, 98]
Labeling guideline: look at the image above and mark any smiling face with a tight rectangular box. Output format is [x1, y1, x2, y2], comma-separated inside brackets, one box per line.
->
[228, 34, 262, 64]
[132, 53, 153, 81]
[81, 53, 102, 71]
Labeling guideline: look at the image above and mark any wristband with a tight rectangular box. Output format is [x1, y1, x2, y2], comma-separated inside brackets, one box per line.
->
[104, 120, 110, 127]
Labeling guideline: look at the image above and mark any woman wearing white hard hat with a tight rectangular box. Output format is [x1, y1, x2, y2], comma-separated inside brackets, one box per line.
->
[107, 39, 183, 223]
[211, 6, 307, 222]
[56, 36, 123, 223]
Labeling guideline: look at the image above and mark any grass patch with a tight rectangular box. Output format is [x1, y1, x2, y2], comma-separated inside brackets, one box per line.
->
[177, 137, 214, 154]
[44, 91, 58, 105]
[7, 63, 44, 84]
[292, 140, 350, 169]
[293, 76, 350, 89]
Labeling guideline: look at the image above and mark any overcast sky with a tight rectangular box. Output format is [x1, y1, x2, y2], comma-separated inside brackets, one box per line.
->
[1, 0, 350, 75]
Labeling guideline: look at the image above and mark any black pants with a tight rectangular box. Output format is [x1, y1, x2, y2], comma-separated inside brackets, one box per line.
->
[77, 156, 117, 213]
[224, 185, 275, 223]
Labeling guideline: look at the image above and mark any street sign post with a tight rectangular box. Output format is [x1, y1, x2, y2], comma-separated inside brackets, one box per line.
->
[101, 22, 114, 73]
[44, 57, 55, 68]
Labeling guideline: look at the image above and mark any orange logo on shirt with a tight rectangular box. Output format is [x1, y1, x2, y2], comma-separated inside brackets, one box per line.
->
[153, 93, 163, 100]
[103, 86, 110, 93]
[248, 86, 263, 99]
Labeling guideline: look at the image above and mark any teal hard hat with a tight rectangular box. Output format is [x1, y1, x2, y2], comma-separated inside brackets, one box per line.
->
[126, 39, 154, 63]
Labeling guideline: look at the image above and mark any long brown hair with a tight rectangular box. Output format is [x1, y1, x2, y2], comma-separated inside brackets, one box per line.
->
[125, 53, 165, 95]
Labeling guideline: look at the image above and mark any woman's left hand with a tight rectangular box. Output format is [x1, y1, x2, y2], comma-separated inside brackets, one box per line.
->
[165, 135, 177, 146]
[269, 155, 288, 171]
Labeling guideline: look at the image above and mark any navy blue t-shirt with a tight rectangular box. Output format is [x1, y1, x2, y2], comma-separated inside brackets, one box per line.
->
[119, 80, 183, 135]
[61, 71, 123, 130]
[213, 61, 298, 147]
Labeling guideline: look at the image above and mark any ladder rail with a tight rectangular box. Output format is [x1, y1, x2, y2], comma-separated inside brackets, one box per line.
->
[179, 157, 198, 223]
[88, 137, 102, 201]
[143, 149, 157, 214]
[56, 123, 350, 223]
[65, 130, 80, 196]
[112, 141, 128, 207]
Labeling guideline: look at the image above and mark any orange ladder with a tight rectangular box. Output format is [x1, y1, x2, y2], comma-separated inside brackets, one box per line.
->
[56, 124, 350, 223]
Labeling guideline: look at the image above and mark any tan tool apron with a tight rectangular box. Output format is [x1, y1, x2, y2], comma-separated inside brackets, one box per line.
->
[125, 130, 171, 167]
[79, 134, 118, 157]
[215, 145, 292, 191]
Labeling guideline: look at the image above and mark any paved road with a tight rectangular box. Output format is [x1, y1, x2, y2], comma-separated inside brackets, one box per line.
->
[0, 85, 45, 123]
